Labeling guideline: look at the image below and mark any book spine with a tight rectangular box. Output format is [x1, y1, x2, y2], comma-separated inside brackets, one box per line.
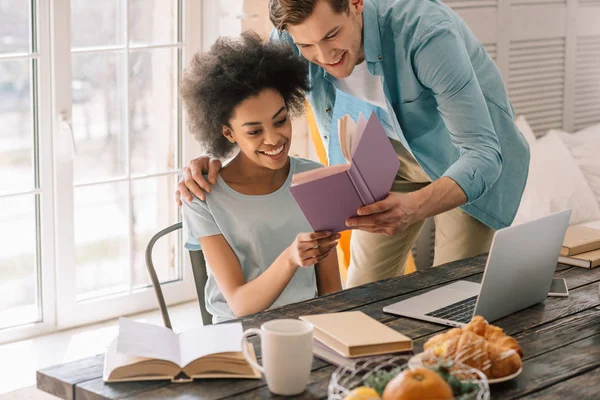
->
[347, 164, 375, 206]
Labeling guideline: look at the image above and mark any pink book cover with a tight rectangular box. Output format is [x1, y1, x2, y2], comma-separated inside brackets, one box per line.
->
[289, 112, 400, 233]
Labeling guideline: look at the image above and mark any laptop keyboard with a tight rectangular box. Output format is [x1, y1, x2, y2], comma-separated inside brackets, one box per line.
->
[425, 296, 478, 324]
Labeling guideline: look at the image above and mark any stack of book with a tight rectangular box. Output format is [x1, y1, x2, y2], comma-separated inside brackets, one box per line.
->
[299, 311, 413, 371]
[558, 226, 600, 269]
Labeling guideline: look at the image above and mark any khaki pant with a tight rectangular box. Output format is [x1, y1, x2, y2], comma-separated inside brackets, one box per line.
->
[345, 140, 495, 288]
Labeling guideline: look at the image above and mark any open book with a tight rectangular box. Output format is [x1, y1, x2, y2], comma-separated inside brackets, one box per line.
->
[103, 318, 261, 383]
[290, 112, 400, 233]
[300, 311, 413, 358]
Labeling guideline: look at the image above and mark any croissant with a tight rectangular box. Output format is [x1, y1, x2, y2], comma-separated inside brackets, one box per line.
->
[422, 328, 463, 351]
[464, 316, 523, 357]
[429, 331, 522, 379]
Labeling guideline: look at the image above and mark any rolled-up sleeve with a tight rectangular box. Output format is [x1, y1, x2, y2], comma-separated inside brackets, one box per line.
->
[412, 21, 503, 203]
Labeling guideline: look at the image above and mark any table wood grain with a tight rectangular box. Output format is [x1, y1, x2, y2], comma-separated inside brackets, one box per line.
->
[37, 254, 600, 399]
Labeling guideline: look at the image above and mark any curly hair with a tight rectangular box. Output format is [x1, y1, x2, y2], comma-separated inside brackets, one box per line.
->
[180, 31, 310, 159]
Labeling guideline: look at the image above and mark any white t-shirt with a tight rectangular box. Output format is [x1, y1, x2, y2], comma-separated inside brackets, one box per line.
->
[334, 61, 431, 184]
[334, 61, 388, 110]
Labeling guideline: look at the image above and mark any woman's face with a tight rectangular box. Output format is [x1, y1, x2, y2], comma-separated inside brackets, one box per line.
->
[224, 88, 292, 171]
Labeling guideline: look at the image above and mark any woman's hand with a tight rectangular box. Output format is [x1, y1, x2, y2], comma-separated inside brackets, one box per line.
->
[287, 232, 340, 267]
[176, 157, 222, 205]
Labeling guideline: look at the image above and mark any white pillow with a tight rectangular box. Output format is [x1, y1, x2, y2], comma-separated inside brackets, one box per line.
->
[515, 115, 537, 148]
[559, 123, 600, 206]
[513, 130, 600, 225]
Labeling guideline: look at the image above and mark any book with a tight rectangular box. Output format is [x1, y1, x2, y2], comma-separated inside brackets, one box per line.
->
[290, 112, 400, 233]
[558, 248, 600, 269]
[299, 311, 413, 358]
[103, 317, 261, 383]
[313, 339, 363, 371]
[560, 226, 600, 256]
[312, 339, 409, 371]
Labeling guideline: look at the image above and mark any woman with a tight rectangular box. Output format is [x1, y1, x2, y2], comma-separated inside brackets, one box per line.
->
[180, 32, 342, 323]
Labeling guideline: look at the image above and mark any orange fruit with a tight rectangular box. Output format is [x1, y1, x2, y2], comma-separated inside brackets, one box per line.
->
[382, 368, 453, 400]
[344, 386, 381, 400]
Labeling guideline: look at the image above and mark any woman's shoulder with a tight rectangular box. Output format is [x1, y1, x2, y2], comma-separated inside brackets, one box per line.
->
[291, 157, 324, 173]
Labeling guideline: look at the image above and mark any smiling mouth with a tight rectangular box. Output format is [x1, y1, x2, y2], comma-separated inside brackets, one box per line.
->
[327, 52, 346, 67]
[258, 143, 285, 157]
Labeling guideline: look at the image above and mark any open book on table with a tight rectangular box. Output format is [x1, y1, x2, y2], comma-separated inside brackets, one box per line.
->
[290, 112, 400, 233]
[103, 317, 261, 383]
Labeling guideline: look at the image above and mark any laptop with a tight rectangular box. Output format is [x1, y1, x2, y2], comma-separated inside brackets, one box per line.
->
[383, 210, 571, 327]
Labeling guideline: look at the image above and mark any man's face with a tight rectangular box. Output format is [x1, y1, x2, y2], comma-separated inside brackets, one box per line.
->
[286, 0, 365, 79]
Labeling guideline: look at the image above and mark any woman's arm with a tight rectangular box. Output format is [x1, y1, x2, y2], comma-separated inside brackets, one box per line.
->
[315, 250, 342, 295]
[199, 231, 338, 318]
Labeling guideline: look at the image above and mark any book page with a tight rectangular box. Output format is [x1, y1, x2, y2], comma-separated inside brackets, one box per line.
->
[352, 113, 369, 157]
[116, 317, 180, 366]
[179, 322, 245, 368]
[338, 115, 357, 164]
[104, 337, 157, 380]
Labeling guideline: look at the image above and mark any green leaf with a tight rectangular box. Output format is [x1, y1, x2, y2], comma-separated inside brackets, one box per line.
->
[363, 366, 405, 396]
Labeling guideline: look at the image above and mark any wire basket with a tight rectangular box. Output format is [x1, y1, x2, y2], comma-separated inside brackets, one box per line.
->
[408, 352, 490, 400]
[327, 353, 490, 400]
[328, 355, 409, 400]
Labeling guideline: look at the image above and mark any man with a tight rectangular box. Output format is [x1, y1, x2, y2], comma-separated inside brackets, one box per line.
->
[177, 0, 530, 288]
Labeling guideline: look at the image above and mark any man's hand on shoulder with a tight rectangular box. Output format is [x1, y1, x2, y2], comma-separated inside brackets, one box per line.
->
[176, 157, 222, 206]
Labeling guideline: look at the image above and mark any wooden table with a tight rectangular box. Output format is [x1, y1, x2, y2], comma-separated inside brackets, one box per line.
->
[37, 254, 600, 399]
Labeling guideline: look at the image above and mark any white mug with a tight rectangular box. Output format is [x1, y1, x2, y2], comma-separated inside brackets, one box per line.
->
[241, 319, 314, 396]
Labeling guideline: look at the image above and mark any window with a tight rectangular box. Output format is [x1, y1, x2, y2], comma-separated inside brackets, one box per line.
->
[0, 0, 202, 344]
[0, 0, 44, 334]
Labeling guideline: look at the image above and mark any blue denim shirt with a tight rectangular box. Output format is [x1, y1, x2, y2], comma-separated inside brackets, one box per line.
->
[271, 0, 530, 230]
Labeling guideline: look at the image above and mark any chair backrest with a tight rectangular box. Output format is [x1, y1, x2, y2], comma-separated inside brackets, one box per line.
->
[145, 222, 213, 329]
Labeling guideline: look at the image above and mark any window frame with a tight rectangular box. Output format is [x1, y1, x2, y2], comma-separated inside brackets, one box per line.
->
[0, 0, 203, 344]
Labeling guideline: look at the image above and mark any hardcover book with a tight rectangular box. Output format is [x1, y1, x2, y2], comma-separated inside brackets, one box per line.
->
[300, 311, 413, 358]
[560, 226, 600, 256]
[290, 112, 400, 233]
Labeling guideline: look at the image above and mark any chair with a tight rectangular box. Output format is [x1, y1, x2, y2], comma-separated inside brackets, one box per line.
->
[145, 222, 213, 329]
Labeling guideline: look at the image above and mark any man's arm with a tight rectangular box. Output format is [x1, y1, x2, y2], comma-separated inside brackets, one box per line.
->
[346, 177, 466, 235]
[411, 176, 467, 220]
[413, 20, 503, 203]
[348, 21, 502, 234]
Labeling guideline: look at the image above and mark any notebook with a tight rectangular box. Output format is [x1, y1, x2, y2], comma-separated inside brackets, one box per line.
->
[300, 311, 413, 358]
[290, 112, 400, 233]
[103, 318, 261, 383]
[312, 340, 367, 371]
[559, 248, 600, 269]
[560, 226, 600, 256]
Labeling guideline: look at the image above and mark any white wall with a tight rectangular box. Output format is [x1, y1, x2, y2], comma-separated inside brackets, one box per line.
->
[447, 0, 600, 135]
